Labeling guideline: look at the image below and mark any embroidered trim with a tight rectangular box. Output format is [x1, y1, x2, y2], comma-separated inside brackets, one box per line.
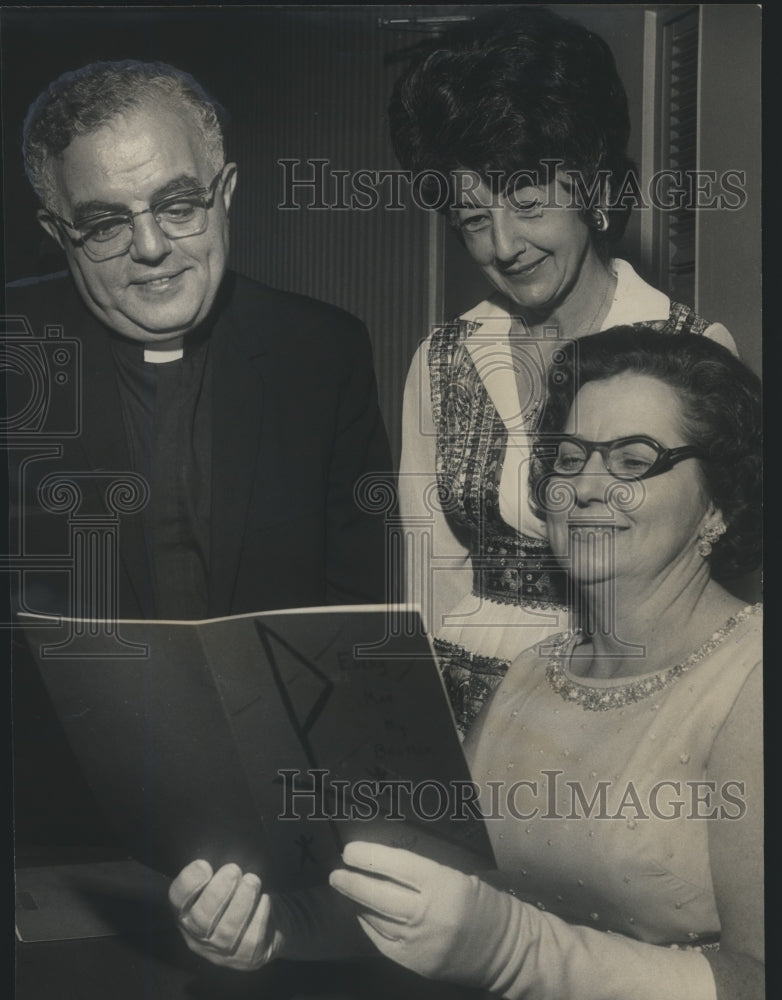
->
[476, 592, 569, 612]
[427, 321, 568, 610]
[546, 604, 761, 711]
[433, 638, 510, 674]
[626, 302, 710, 338]
[667, 940, 720, 953]
[512, 533, 551, 550]
[433, 637, 511, 736]
[428, 319, 508, 535]
[665, 302, 711, 336]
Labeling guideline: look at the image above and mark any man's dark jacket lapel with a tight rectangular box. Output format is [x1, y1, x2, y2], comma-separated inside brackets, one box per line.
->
[208, 279, 267, 616]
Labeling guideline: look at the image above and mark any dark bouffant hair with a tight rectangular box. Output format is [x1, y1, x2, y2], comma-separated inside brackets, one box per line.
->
[388, 6, 634, 245]
[532, 328, 762, 581]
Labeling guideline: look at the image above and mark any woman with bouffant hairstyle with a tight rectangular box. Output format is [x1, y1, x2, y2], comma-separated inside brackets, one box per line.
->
[391, 6, 736, 735]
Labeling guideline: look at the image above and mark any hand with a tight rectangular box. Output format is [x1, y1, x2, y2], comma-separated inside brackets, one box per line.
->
[169, 859, 283, 970]
[328, 841, 514, 986]
[330, 845, 732, 1000]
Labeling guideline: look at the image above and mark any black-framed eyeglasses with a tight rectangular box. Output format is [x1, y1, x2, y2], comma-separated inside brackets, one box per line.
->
[42, 168, 225, 262]
[534, 434, 704, 481]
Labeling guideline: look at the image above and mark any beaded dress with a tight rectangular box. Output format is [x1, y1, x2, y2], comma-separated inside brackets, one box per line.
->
[464, 604, 762, 955]
[399, 260, 736, 736]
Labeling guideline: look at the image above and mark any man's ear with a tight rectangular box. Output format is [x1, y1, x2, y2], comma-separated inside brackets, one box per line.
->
[36, 209, 64, 250]
[220, 164, 238, 214]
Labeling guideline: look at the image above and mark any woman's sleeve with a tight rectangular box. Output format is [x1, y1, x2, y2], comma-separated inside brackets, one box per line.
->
[398, 341, 473, 636]
[479, 890, 718, 1000]
[330, 842, 717, 1000]
[703, 323, 738, 356]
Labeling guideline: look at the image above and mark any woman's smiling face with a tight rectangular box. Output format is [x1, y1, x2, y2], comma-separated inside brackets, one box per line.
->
[545, 373, 720, 587]
[451, 171, 599, 316]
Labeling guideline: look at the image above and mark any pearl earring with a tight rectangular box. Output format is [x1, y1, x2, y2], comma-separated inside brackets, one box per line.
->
[591, 208, 609, 233]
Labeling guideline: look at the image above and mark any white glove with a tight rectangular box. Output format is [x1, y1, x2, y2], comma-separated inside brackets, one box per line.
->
[328, 841, 517, 987]
[329, 842, 717, 1000]
[169, 859, 370, 970]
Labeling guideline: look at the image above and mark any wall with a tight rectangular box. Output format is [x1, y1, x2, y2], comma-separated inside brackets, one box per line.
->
[697, 4, 762, 375]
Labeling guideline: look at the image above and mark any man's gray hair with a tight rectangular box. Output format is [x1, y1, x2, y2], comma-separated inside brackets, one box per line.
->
[23, 60, 226, 209]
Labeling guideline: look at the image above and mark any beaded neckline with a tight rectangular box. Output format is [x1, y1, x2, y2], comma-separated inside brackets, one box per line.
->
[546, 604, 761, 712]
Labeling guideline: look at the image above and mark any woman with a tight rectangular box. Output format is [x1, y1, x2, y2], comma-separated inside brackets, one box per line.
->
[170, 330, 762, 999]
[391, 6, 736, 735]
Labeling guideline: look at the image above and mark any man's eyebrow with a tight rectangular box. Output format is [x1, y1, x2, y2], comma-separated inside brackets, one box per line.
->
[71, 199, 129, 222]
[71, 175, 206, 221]
[149, 175, 205, 201]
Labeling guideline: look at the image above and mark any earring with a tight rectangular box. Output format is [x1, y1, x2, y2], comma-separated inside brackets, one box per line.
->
[696, 520, 727, 558]
[591, 208, 609, 233]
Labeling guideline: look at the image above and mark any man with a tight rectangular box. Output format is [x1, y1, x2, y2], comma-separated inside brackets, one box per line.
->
[9, 60, 391, 619]
[7, 60, 392, 843]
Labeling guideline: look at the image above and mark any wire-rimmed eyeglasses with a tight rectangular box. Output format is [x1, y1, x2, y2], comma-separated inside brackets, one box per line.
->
[41, 168, 225, 262]
[534, 434, 704, 481]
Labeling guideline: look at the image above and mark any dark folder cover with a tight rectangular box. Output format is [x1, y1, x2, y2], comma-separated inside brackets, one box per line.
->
[20, 605, 495, 889]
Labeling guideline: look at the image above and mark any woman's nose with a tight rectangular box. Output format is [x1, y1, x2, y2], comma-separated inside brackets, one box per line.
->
[129, 212, 173, 263]
[492, 208, 527, 262]
[571, 450, 612, 505]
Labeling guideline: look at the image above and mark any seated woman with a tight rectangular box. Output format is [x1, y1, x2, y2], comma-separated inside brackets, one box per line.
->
[169, 330, 762, 999]
[391, 6, 737, 736]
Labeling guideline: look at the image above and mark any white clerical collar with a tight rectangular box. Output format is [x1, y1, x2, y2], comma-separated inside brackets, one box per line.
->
[144, 347, 184, 363]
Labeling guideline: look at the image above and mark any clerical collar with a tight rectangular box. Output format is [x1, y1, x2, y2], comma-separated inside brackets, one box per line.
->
[108, 317, 214, 366]
[144, 346, 184, 364]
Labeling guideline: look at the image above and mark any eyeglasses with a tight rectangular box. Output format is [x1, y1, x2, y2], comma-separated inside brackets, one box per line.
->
[534, 434, 704, 481]
[43, 168, 225, 262]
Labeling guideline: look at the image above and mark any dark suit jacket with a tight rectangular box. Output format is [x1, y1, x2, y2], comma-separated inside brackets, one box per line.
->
[5, 269, 393, 847]
[6, 269, 392, 619]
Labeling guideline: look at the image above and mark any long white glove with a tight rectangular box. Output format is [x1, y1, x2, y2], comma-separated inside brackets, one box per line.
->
[329, 842, 717, 1000]
[169, 859, 371, 970]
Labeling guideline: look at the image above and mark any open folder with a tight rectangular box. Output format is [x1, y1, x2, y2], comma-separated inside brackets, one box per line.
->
[19, 605, 495, 890]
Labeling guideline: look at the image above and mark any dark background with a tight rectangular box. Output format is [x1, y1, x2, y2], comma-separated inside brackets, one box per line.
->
[2, 5, 762, 468]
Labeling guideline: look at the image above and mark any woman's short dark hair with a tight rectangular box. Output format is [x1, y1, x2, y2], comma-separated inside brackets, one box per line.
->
[534, 328, 762, 581]
[388, 5, 634, 245]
